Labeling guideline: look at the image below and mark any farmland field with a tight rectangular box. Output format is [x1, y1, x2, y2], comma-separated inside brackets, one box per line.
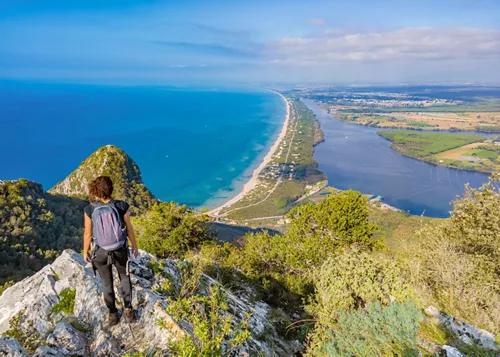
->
[378, 131, 485, 157]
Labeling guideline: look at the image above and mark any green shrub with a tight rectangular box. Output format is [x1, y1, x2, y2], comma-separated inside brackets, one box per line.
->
[308, 301, 422, 357]
[0, 280, 13, 296]
[4, 311, 41, 354]
[50, 288, 76, 315]
[227, 191, 381, 296]
[161, 285, 251, 356]
[407, 174, 500, 334]
[307, 249, 413, 324]
[133, 202, 215, 259]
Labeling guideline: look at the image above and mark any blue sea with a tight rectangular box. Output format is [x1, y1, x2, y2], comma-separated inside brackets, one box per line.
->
[0, 81, 286, 208]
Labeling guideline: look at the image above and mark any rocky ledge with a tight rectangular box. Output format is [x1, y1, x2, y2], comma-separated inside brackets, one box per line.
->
[0, 250, 301, 356]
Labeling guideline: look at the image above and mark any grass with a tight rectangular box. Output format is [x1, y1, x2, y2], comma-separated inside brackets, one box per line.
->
[464, 149, 499, 160]
[406, 121, 437, 128]
[367, 206, 440, 249]
[378, 131, 486, 158]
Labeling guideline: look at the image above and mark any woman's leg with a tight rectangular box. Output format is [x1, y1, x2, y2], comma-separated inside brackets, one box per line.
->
[93, 248, 118, 313]
[113, 247, 132, 309]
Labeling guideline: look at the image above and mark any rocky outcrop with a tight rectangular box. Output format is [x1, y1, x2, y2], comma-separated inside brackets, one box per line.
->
[0, 250, 301, 356]
[425, 306, 499, 356]
[49, 145, 157, 214]
[0, 337, 29, 357]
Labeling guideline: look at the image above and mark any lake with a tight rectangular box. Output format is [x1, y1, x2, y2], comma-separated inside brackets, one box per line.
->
[303, 98, 490, 218]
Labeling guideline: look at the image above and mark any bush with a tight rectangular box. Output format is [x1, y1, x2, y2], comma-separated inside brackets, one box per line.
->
[162, 284, 251, 356]
[133, 202, 215, 259]
[50, 288, 76, 315]
[0, 280, 13, 296]
[407, 174, 500, 334]
[307, 249, 413, 324]
[4, 311, 41, 354]
[308, 301, 422, 357]
[237, 191, 381, 295]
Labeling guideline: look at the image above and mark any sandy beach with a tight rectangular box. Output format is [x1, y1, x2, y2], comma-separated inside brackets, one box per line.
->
[208, 91, 290, 217]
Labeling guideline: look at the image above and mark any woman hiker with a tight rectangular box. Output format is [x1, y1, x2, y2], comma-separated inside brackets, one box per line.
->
[82, 176, 139, 326]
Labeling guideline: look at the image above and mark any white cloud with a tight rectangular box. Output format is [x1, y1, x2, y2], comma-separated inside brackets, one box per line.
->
[265, 27, 500, 65]
[310, 18, 326, 26]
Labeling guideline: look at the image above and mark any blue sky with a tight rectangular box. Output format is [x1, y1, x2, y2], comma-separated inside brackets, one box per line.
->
[1, 0, 499, 84]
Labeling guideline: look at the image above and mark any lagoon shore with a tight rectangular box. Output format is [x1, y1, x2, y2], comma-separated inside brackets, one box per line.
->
[208, 92, 290, 217]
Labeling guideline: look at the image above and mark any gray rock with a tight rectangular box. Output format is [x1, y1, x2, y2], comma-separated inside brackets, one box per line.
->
[46, 322, 87, 356]
[32, 346, 66, 357]
[89, 330, 121, 357]
[427, 305, 498, 352]
[0, 249, 301, 356]
[0, 337, 29, 357]
[442, 345, 465, 357]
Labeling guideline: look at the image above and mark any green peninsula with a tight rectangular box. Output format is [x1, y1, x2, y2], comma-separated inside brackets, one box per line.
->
[378, 130, 500, 172]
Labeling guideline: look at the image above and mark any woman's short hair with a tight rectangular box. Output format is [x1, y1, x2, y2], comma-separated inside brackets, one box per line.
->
[88, 176, 114, 201]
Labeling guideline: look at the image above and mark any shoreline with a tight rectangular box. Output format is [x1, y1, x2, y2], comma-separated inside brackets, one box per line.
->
[207, 91, 290, 217]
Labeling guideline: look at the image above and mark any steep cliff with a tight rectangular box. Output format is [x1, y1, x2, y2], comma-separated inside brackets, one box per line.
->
[49, 145, 157, 214]
[0, 250, 302, 356]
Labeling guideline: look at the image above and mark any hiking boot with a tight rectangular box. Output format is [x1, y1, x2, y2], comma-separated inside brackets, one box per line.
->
[123, 308, 134, 323]
[107, 312, 119, 327]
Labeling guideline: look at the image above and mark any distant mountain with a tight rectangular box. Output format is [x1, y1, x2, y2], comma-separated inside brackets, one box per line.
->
[49, 145, 157, 214]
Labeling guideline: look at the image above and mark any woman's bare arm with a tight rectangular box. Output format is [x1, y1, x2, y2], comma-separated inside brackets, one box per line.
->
[83, 214, 92, 262]
[124, 212, 138, 258]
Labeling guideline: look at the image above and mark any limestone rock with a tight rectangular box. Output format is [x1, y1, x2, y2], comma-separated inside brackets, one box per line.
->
[427, 305, 498, 352]
[0, 337, 29, 357]
[442, 345, 465, 357]
[32, 346, 66, 357]
[46, 322, 87, 356]
[0, 249, 301, 356]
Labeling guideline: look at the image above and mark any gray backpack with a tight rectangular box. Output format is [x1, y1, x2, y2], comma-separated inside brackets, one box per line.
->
[91, 201, 128, 251]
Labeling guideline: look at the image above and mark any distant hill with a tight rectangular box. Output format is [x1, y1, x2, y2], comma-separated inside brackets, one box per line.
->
[1, 145, 157, 283]
[49, 145, 157, 214]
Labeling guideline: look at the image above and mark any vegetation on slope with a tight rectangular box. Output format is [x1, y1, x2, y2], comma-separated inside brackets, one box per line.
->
[139, 176, 499, 355]
[1, 145, 157, 284]
[49, 145, 157, 214]
[132, 201, 215, 259]
[0, 179, 85, 284]
[3, 143, 499, 355]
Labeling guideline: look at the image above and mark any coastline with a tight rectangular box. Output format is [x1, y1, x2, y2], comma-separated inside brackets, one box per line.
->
[207, 91, 290, 216]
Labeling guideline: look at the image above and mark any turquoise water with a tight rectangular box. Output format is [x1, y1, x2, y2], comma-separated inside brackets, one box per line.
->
[0, 81, 286, 207]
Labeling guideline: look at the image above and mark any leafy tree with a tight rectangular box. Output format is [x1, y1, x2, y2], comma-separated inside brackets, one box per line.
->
[286, 189, 380, 252]
[193, 190, 382, 303]
[133, 202, 215, 259]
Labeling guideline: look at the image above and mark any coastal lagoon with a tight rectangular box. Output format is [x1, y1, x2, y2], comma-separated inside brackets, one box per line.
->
[303, 99, 490, 218]
[0, 81, 286, 208]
